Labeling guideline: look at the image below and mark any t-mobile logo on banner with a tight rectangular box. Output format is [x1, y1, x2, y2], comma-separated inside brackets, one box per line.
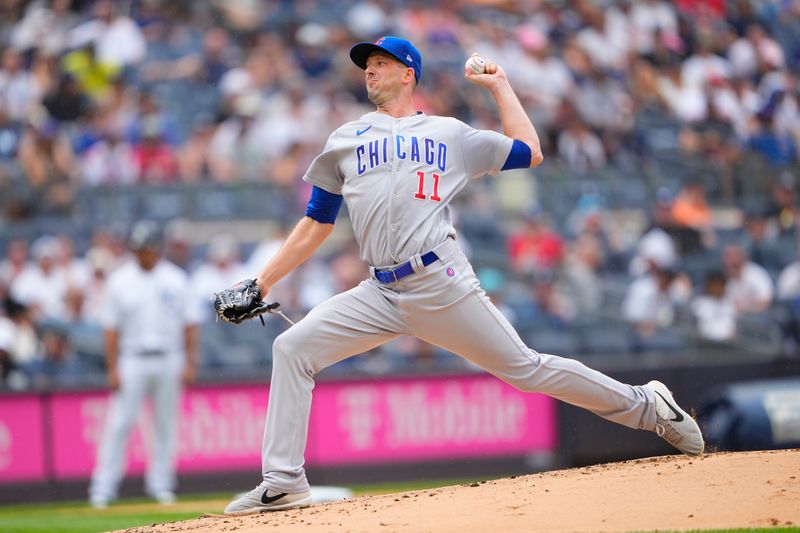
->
[385, 381, 526, 447]
[337, 386, 380, 450]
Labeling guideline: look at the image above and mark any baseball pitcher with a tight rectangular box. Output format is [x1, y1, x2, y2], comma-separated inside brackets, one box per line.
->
[214, 36, 704, 515]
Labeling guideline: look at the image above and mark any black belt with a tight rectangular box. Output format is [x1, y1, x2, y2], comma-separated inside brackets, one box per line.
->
[373, 250, 439, 284]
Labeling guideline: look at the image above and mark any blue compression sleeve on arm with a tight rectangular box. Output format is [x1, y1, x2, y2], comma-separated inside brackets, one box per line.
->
[501, 139, 532, 170]
[305, 186, 344, 224]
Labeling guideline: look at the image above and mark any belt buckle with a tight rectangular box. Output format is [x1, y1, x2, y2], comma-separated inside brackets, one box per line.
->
[376, 266, 399, 284]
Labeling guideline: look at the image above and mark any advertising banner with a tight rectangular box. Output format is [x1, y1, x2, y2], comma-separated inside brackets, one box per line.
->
[0, 375, 556, 483]
[0, 395, 45, 482]
[309, 376, 556, 465]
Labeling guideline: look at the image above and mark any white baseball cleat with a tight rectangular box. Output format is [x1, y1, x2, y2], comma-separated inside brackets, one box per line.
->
[89, 497, 109, 510]
[224, 484, 312, 515]
[153, 491, 176, 506]
[647, 380, 705, 456]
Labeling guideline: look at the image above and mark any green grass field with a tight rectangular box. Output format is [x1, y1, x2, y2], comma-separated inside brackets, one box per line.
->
[1, 482, 798, 533]
[0, 479, 470, 533]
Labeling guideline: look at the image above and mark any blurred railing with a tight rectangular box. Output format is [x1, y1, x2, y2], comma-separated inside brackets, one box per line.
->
[1, 145, 796, 242]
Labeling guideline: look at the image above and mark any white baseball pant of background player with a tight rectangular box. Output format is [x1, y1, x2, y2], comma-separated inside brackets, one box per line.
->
[223, 36, 703, 514]
[89, 222, 200, 508]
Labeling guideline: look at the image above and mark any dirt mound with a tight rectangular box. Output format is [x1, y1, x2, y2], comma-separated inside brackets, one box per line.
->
[121, 449, 800, 533]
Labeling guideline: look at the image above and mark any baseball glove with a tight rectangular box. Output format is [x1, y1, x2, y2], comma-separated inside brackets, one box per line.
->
[213, 279, 279, 325]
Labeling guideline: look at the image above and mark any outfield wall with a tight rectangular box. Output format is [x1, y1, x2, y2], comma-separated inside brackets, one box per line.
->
[0, 374, 557, 486]
[2, 355, 798, 503]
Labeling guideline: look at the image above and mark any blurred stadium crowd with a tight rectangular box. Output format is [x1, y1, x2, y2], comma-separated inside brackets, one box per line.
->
[1, 0, 800, 390]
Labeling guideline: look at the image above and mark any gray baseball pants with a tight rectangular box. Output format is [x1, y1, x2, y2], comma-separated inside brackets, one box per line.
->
[261, 238, 657, 493]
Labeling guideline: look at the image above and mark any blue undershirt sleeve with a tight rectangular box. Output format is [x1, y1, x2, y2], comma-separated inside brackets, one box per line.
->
[305, 186, 343, 224]
[501, 139, 532, 170]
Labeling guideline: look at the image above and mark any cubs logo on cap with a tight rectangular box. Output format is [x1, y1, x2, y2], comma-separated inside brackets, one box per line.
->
[350, 36, 422, 82]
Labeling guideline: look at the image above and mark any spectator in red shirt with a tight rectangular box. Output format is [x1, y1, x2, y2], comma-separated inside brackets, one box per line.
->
[508, 208, 565, 274]
[132, 117, 178, 183]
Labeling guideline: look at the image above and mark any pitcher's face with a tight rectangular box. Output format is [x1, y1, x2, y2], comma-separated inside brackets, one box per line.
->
[365, 52, 412, 105]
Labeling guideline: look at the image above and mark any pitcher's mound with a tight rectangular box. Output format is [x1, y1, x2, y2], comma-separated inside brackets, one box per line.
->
[121, 449, 799, 533]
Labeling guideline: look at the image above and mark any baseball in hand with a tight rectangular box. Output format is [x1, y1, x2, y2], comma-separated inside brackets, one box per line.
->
[465, 55, 486, 74]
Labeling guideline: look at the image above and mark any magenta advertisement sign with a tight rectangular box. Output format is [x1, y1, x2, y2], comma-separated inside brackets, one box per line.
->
[0, 375, 556, 483]
[0, 395, 45, 482]
[50, 391, 111, 479]
[308, 376, 556, 465]
[49, 387, 268, 479]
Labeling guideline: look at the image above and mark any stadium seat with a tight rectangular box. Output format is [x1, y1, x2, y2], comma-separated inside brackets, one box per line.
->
[576, 323, 632, 355]
[524, 328, 580, 355]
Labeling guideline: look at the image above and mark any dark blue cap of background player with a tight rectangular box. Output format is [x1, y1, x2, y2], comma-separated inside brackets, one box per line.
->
[128, 220, 163, 251]
[350, 36, 422, 82]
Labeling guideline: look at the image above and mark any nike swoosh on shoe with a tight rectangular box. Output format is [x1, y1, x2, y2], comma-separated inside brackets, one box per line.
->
[654, 390, 684, 422]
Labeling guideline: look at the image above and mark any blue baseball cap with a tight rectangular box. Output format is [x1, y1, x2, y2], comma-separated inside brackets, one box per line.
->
[129, 220, 163, 251]
[350, 36, 422, 82]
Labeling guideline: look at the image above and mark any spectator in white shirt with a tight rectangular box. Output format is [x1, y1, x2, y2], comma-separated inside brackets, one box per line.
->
[88, 224, 130, 272]
[0, 315, 28, 390]
[561, 233, 604, 314]
[55, 234, 89, 290]
[629, 0, 678, 55]
[728, 26, 759, 80]
[629, 200, 680, 277]
[81, 126, 137, 185]
[575, 68, 634, 132]
[191, 234, 248, 322]
[723, 244, 774, 313]
[691, 270, 737, 341]
[0, 47, 39, 122]
[623, 264, 691, 337]
[10, 0, 76, 55]
[3, 298, 38, 368]
[246, 223, 298, 311]
[681, 38, 732, 90]
[163, 219, 195, 273]
[575, 6, 628, 72]
[218, 53, 273, 110]
[69, 0, 146, 67]
[557, 118, 607, 174]
[658, 61, 708, 123]
[76, 246, 115, 325]
[208, 92, 271, 182]
[515, 25, 575, 128]
[10, 236, 69, 320]
[728, 24, 786, 80]
[711, 77, 760, 140]
[777, 258, 800, 302]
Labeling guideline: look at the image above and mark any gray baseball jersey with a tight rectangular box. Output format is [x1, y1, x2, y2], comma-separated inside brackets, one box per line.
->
[303, 111, 512, 266]
[253, 110, 661, 494]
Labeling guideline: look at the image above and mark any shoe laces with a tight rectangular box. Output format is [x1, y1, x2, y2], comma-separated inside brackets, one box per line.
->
[654, 419, 683, 445]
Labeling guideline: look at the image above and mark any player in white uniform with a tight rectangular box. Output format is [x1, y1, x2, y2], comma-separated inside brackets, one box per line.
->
[219, 37, 704, 515]
[89, 221, 200, 508]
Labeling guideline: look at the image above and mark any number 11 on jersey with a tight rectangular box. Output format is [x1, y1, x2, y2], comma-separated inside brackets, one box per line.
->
[414, 171, 442, 202]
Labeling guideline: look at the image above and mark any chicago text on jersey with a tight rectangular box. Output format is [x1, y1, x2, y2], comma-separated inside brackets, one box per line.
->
[356, 135, 448, 175]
